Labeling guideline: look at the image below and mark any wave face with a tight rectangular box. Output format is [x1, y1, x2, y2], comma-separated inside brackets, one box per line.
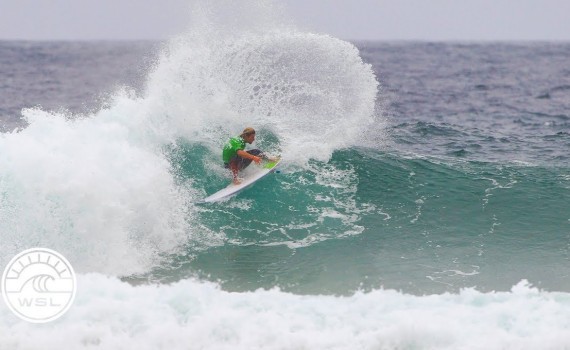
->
[0, 1, 379, 276]
[141, 149, 570, 296]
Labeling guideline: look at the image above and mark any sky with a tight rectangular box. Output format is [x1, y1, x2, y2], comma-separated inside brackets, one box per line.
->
[0, 0, 569, 41]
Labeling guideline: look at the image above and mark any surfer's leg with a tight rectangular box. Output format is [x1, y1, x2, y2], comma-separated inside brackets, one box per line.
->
[247, 149, 263, 156]
[237, 158, 252, 170]
[230, 150, 265, 172]
[231, 155, 251, 171]
[238, 150, 265, 170]
[247, 149, 278, 162]
[227, 158, 242, 184]
[247, 149, 266, 158]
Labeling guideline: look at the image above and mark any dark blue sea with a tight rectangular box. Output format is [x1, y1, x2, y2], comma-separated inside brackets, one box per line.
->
[1, 12, 569, 350]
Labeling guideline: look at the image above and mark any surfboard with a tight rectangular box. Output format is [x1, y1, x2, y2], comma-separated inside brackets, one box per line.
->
[203, 158, 281, 203]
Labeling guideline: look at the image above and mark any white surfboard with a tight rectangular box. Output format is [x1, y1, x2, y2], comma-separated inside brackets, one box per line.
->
[203, 159, 281, 203]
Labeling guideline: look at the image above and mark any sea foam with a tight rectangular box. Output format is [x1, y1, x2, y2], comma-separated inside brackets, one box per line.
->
[1, 275, 568, 350]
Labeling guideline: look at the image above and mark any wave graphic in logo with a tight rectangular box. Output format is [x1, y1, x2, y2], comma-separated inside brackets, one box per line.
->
[2, 248, 76, 323]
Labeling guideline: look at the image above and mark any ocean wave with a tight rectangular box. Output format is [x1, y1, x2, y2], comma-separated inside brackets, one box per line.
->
[1, 274, 568, 350]
[0, 0, 379, 278]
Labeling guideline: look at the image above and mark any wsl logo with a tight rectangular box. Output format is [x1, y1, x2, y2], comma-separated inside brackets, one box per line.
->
[2, 248, 76, 323]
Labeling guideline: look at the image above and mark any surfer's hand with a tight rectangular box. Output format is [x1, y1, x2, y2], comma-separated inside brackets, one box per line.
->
[253, 156, 262, 164]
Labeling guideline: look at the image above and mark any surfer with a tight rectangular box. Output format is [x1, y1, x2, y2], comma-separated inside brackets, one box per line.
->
[223, 127, 268, 184]
[202, 128, 280, 202]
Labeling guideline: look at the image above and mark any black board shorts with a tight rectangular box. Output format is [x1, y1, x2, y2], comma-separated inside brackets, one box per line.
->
[224, 149, 263, 170]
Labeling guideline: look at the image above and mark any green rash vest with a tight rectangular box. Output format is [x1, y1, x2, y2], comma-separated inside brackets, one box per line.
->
[222, 136, 246, 163]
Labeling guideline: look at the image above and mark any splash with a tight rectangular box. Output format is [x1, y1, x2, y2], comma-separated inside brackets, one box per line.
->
[144, 0, 380, 165]
[0, 106, 191, 275]
[0, 0, 379, 276]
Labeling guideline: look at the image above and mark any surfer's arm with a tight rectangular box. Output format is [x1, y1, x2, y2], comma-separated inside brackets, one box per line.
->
[237, 150, 261, 164]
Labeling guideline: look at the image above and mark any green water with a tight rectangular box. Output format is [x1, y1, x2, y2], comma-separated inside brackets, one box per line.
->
[127, 143, 570, 295]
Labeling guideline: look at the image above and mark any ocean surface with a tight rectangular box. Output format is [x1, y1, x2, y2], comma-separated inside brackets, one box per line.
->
[1, 4, 570, 349]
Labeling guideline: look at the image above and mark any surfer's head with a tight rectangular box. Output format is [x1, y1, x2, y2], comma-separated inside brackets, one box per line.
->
[241, 127, 256, 143]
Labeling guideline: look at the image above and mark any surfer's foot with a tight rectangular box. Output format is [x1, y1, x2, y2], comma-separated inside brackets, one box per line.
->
[233, 178, 242, 185]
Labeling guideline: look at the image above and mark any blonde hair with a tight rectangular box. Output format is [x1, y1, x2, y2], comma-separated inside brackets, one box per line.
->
[240, 127, 256, 137]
